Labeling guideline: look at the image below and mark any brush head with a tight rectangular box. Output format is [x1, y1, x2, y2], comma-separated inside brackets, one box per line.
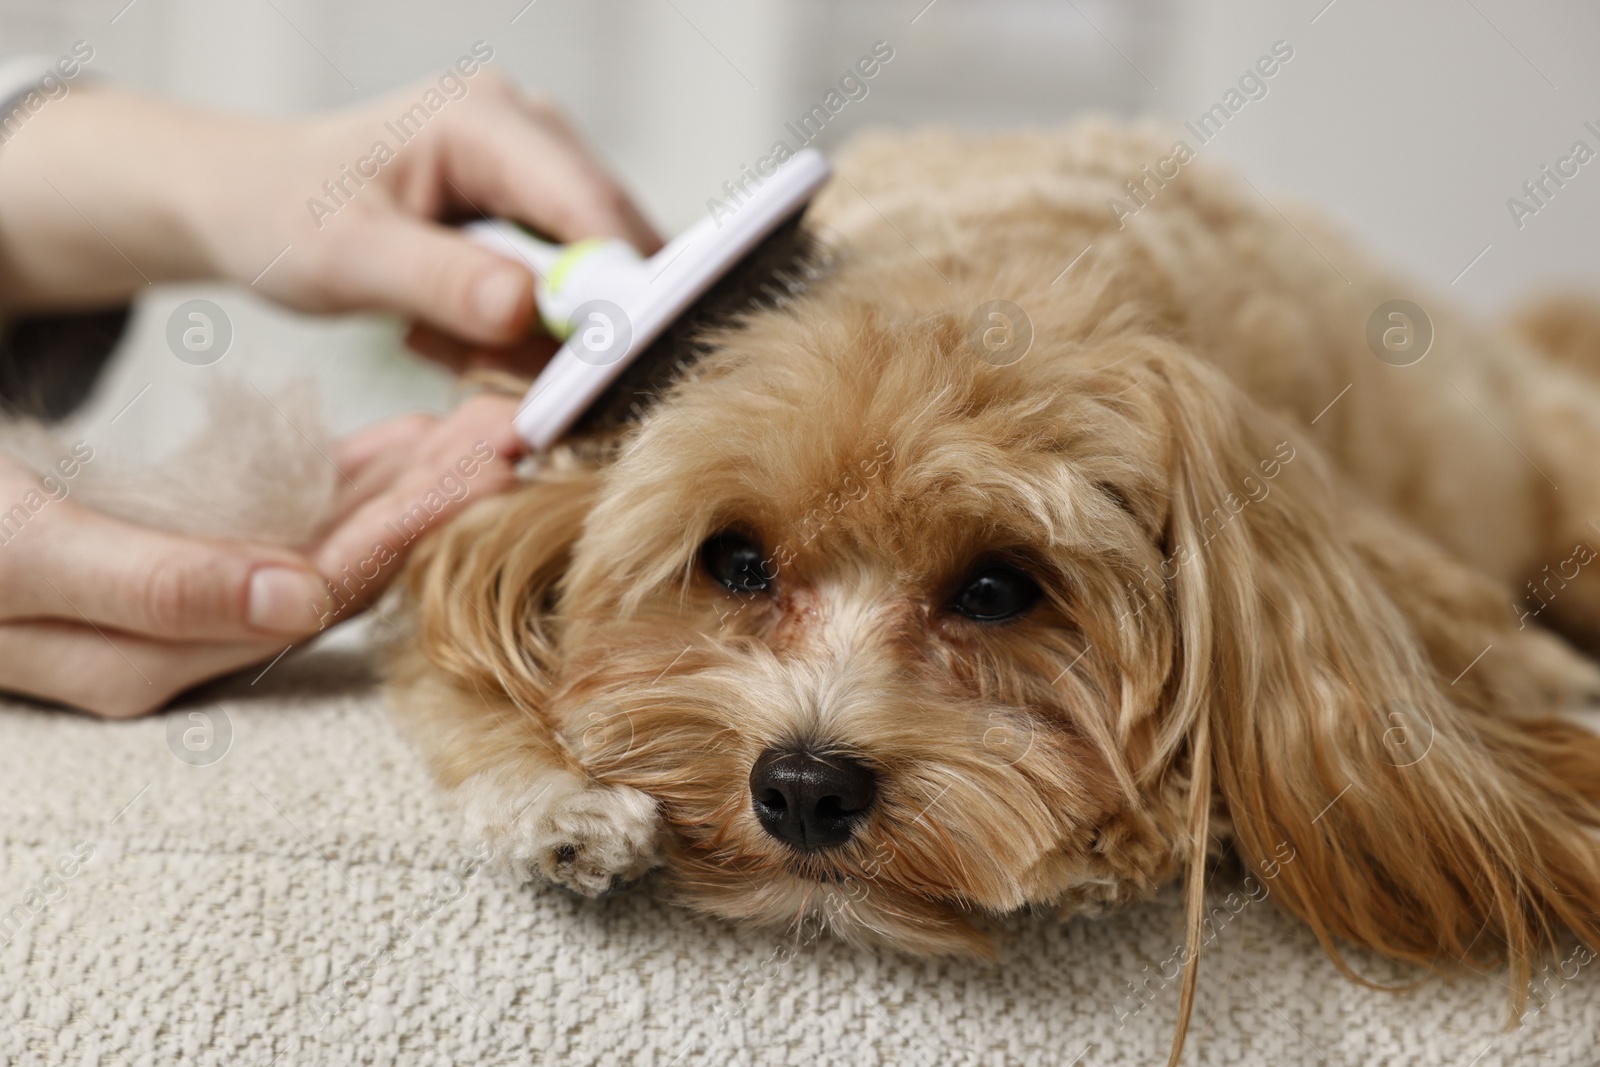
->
[467, 149, 832, 452]
[567, 212, 828, 438]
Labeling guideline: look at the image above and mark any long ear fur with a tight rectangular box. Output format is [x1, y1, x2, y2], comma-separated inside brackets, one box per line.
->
[390, 455, 602, 787]
[1134, 352, 1600, 1064]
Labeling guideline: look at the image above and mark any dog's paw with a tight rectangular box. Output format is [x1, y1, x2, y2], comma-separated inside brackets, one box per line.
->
[462, 769, 663, 897]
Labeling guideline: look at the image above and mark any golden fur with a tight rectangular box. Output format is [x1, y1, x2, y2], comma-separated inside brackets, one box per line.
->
[390, 125, 1600, 1062]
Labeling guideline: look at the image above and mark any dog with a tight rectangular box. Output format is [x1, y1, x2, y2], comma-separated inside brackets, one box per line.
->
[390, 124, 1600, 1057]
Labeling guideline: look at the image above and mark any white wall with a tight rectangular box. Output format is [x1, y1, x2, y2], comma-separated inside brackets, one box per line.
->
[1159, 0, 1600, 306]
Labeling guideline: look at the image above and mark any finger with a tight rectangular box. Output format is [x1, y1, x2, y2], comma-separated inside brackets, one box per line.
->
[313, 394, 521, 581]
[327, 213, 539, 344]
[3, 506, 332, 641]
[309, 395, 522, 623]
[509, 107, 663, 255]
[404, 321, 559, 376]
[0, 619, 290, 719]
[329, 412, 444, 525]
[442, 96, 663, 254]
[335, 412, 441, 474]
[513, 95, 662, 254]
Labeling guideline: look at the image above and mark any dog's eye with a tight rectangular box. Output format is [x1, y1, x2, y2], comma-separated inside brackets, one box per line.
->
[700, 531, 772, 593]
[950, 564, 1041, 622]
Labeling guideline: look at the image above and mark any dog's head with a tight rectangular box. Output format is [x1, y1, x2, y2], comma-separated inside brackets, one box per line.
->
[406, 249, 1600, 1025]
[553, 305, 1190, 954]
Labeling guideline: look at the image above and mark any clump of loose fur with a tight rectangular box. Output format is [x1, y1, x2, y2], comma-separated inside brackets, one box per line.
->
[0, 379, 339, 546]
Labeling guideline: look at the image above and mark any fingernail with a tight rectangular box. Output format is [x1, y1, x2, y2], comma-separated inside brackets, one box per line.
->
[248, 567, 329, 634]
[472, 268, 527, 333]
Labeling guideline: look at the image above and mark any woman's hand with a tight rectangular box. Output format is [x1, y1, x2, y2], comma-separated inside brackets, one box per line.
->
[0, 394, 521, 717]
[0, 71, 660, 369]
[0, 66, 617, 714]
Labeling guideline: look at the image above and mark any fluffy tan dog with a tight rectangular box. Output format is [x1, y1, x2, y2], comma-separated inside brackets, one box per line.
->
[391, 124, 1600, 1058]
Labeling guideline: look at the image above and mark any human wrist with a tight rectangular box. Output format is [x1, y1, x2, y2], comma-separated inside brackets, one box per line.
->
[94, 90, 284, 289]
[169, 104, 308, 290]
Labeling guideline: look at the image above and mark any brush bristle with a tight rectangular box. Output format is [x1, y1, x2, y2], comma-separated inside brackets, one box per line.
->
[568, 210, 829, 438]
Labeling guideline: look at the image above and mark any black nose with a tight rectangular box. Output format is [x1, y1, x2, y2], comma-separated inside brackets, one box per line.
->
[749, 748, 877, 851]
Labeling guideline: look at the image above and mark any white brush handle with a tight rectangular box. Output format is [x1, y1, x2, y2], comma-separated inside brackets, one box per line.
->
[466, 149, 832, 451]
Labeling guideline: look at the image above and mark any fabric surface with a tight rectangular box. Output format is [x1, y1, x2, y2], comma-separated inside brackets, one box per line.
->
[1, 627, 1596, 1067]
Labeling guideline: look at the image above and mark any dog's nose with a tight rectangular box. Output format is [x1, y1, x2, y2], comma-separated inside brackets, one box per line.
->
[749, 748, 877, 851]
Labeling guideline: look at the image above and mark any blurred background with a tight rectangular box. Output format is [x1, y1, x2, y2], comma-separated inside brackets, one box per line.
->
[4, 0, 1600, 440]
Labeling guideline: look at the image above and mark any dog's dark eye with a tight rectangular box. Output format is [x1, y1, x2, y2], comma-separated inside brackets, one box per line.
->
[950, 564, 1041, 621]
[700, 531, 771, 593]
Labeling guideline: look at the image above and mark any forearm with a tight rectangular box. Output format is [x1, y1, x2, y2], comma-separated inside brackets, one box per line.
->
[0, 89, 279, 313]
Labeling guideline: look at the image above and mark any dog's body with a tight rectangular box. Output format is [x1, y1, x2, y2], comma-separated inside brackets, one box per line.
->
[393, 125, 1600, 1045]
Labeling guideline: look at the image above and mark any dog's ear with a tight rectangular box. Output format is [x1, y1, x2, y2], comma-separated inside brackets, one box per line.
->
[394, 460, 601, 781]
[1123, 352, 1600, 1062]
